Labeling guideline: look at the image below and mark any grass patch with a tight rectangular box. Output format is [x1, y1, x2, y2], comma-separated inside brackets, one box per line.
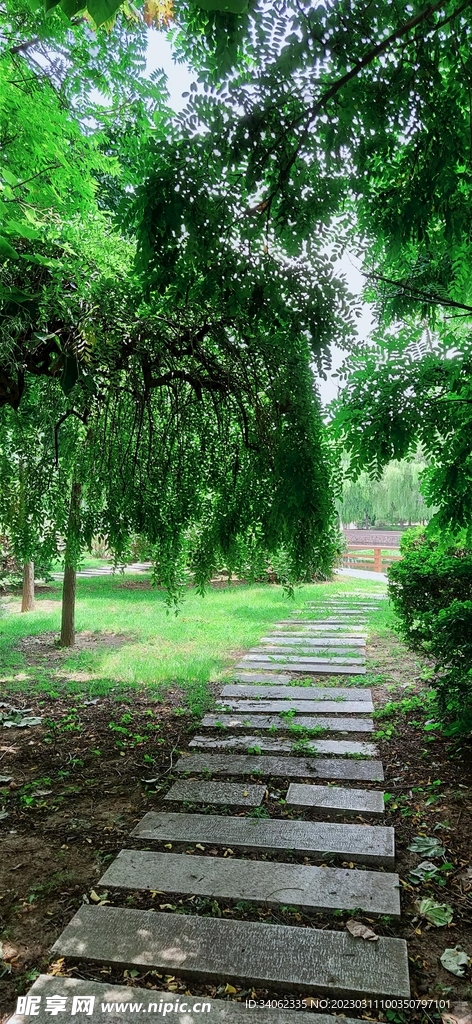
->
[0, 574, 386, 711]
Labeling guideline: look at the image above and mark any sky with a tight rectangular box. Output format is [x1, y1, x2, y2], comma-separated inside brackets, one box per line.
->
[145, 30, 373, 405]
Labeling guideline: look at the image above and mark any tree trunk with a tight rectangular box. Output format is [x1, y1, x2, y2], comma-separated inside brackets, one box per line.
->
[21, 561, 35, 612]
[60, 564, 76, 647]
[60, 479, 82, 648]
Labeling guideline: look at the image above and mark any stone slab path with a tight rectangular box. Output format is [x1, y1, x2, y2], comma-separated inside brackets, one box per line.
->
[131, 810, 395, 866]
[163, 782, 264, 806]
[270, 618, 366, 626]
[189, 733, 378, 756]
[258, 634, 366, 646]
[236, 658, 367, 674]
[286, 783, 385, 817]
[216, 697, 374, 712]
[176, 751, 385, 780]
[99, 849, 400, 915]
[12, 591, 410, 1021]
[222, 683, 373, 700]
[248, 647, 366, 662]
[164, 780, 266, 805]
[202, 712, 374, 731]
[9, 977, 367, 1024]
[52, 906, 409, 998]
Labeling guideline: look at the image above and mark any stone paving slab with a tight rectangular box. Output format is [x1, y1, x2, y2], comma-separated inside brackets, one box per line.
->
[202, 713, 374, 733]
[190, 734, 378, 757]
[176, 752, 384, 781]
[131, 812, 395, 867]
[317, 598, 382, 602]
[286, 783, 385, 818]
[164, 780, 266, 806]
[319, 614, 368, 622]
[217, 697, 374, 713]
[231, 672, 293, 683]
[222, 685, 373, 701]
[262, 635, 366, 647]
[249, 648, 366, 663]
[100, 850, 400, 915]
[306, 610, 370, 616]
[8, 975, 365, 1024]
[236, 659, 367, 675]
[52, 906, 410, 997]
[275, 621, 367, 631]
[307, 602, 381, 608]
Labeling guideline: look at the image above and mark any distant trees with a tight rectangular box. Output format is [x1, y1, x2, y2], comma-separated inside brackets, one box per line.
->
[339, 458, 433, 529]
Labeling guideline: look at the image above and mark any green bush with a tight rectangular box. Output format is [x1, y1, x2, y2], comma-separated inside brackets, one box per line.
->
[388, 531, 472, 732]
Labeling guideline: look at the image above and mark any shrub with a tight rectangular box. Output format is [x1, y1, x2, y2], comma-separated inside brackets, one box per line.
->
[388, 531, 472, 731]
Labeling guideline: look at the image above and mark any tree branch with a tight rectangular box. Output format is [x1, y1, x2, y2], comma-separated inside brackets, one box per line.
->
[10, 37, 41, 55]
[365, 271, 472, 314]
[256, 0, 466, 197]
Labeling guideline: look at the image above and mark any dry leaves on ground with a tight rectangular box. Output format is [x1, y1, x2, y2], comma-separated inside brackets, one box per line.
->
[345, 919, 378, 941]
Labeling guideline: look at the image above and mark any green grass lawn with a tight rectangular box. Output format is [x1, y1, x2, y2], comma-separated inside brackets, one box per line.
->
[49, 554, 114, 572]
[0, 574, 387, 711]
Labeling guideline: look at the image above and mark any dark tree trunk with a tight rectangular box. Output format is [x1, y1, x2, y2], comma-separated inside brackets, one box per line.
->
[60, 479, 82, 648]
[60, 564, 76, 647]
[21, 561, 35, 612]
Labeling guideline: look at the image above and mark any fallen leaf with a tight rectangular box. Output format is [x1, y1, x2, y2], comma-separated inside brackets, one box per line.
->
[225, 984, 237, 994]
[49, 959, 66, 977]
[416, 898, 453, 927]
[409, 860, 440, 883]
[408, 835, 445, 858]
[440, 948, 470, 978]
[195, 844, 205, 851]
[457, 867, 472, 892]
[442, 1003, 472, 1024]
[346, 919, 378, 941]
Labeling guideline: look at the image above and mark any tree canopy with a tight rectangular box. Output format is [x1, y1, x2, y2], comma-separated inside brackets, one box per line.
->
[4, 0, 472, 626]
[339, 455, 433, 528]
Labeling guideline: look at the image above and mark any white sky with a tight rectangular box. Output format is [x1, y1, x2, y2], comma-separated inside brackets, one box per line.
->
[145, 30, 373, 404]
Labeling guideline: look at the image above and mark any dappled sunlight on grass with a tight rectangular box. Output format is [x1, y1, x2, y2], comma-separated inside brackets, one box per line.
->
[0, 574, 387, 709]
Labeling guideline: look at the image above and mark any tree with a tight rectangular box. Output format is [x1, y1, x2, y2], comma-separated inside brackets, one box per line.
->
[339, 456, 433, 528]
[1, 0, 360, 644]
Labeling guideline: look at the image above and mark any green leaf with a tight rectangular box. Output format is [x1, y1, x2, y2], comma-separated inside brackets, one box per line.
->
[409, 860, 439, 884]
[1, 169, 19, 186]
[5, 220, 41, 241]
[440, 946, 470, 976]
[60, 354, 79, 396]
[59, 0, 86, 17]
[408, 835, 445, 857]
[0, 236, 19, 260]
[415, 898, 453, 927]
[84, 0, 121, 26]
[195, 0, 248, 11]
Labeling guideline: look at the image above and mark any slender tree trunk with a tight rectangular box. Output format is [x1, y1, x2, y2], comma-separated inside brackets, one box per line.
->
[60, 564, 76, 647]
[60, 479, 82, 648]
[21, 561, 35, 612]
